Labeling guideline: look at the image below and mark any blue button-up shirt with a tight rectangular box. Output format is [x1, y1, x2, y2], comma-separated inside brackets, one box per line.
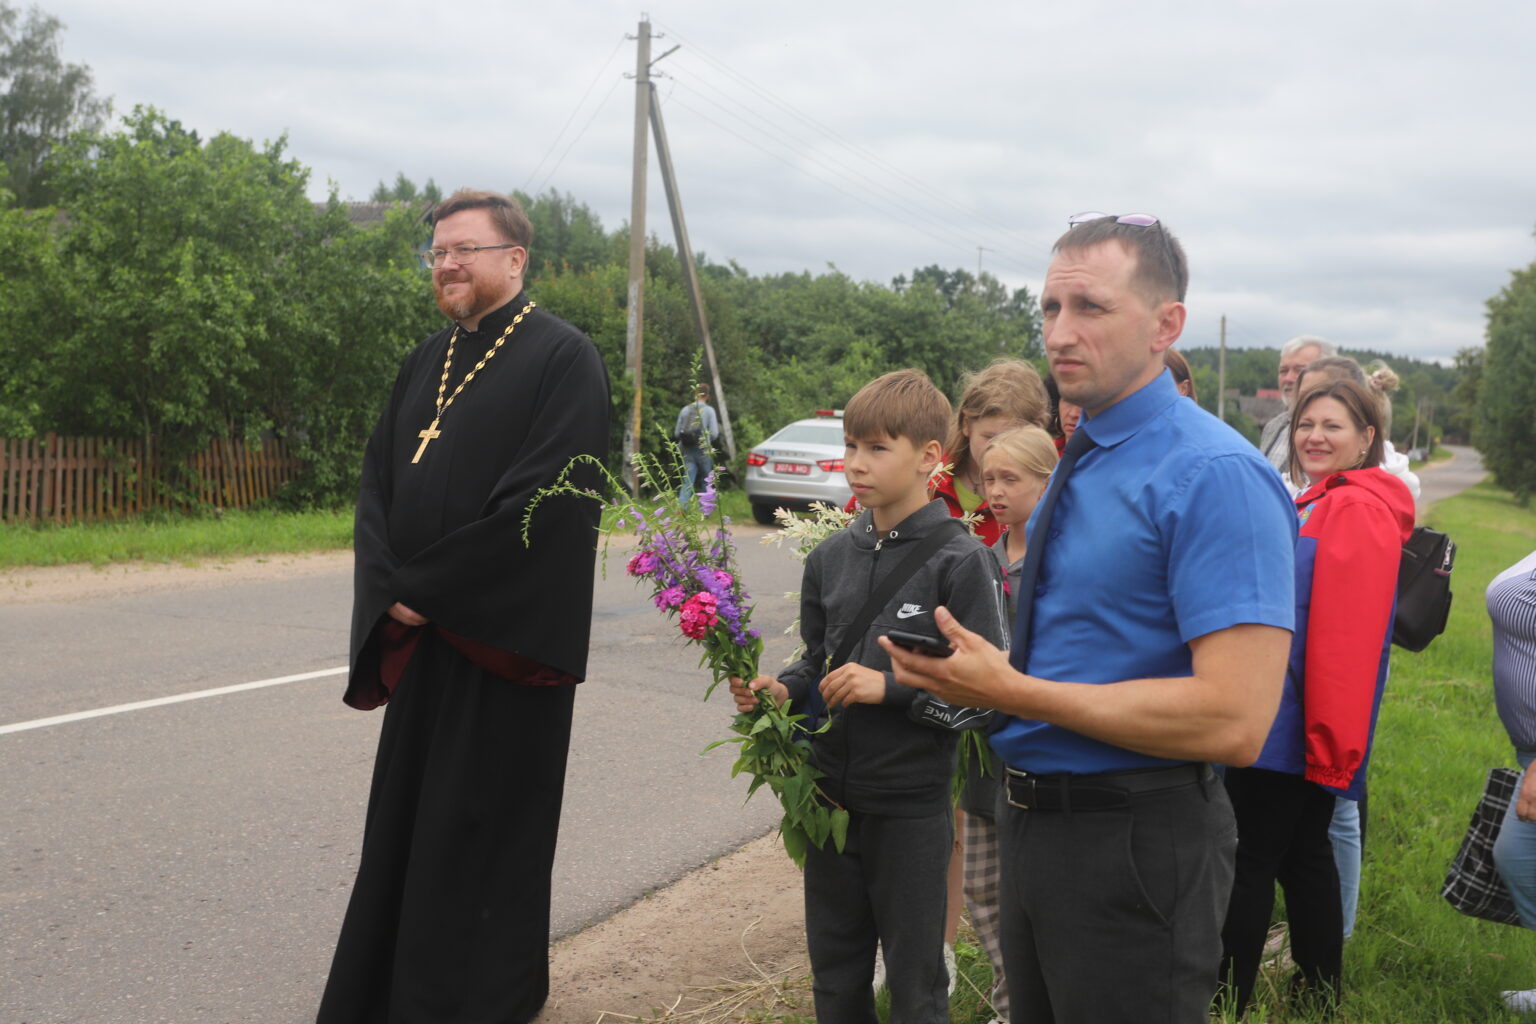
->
[991, 370, 1297, 775]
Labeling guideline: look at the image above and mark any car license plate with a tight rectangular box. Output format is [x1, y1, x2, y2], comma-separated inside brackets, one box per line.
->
[773, 462, 810, 475]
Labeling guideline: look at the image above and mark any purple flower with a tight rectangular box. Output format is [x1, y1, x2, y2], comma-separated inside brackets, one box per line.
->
[626, 551, 660, 577]
[654, 585, 687, 610]
[698, 472, 718, 515]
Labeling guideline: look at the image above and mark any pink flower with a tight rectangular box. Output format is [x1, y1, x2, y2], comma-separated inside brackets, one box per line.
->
[678, 591, 719, 639]
[655, 585, 686, 609]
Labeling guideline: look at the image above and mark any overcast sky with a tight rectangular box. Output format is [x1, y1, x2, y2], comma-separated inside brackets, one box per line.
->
[41, 0, 1536, 365]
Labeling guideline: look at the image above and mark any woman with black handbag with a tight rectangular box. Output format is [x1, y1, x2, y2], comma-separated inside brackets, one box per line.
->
[1217, 378, 1415, 1016]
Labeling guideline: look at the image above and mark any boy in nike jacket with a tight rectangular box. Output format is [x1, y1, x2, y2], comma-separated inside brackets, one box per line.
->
[731, 369, 1007, 1024]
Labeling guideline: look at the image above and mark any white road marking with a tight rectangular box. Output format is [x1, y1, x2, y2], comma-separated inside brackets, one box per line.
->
[0, 666, 348, 736]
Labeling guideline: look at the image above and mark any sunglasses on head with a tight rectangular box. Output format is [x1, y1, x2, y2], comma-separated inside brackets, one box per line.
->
[1068, 212, 1160, 228]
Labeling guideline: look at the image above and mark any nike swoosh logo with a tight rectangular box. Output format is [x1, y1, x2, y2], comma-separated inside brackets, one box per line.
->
[896, 607, 923, 619]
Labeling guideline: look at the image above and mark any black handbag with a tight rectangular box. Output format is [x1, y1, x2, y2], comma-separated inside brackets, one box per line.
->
[1442, 767, 1524, 926]
[1393, 526, 1455, 651]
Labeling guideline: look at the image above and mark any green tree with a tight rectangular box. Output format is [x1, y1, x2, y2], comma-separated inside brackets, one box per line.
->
[1449, 346, 1483, 443]
[0, 1, 108, 206]
[369, 171, 440, 205]
[516, 188, 618, 281]
[0, 184, 63, 433]
[1481, 247, 1536, 501]
[27, 106, 435, 503]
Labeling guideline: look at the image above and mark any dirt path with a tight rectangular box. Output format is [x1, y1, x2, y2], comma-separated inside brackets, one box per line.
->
[540, 834, 808, 1023]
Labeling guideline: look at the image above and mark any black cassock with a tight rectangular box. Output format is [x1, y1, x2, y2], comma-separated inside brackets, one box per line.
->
[318, 295, 610, 1024]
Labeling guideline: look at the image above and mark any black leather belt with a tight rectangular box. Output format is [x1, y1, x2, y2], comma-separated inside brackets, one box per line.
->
[1004, 763, 1210, 812]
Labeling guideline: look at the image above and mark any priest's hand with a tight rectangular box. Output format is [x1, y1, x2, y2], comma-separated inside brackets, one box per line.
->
[387, 602, 429, 627]
[730, 675, 787, 713]
[880, 606, 1016, 710]
[820, 663, 884, 708]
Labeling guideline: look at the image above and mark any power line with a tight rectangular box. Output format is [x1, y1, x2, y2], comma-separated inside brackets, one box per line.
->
[653, 20, 1057, 265]
[661, 91, 1037, 279]
[529, 73, 626, 197]
[520, 33, 628, 194]
[661, 75, 1030, 273]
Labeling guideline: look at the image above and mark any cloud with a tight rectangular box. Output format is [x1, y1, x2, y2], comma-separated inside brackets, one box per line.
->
[41, 0, 1536, 362]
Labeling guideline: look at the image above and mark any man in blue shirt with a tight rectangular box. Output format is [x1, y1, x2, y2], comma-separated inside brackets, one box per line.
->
[885, 215, 1296, 1022]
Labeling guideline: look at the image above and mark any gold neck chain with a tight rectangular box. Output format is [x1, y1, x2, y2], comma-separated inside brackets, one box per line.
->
[411, 300, 536, 464]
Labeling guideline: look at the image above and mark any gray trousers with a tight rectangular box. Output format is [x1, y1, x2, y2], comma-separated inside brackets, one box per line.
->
[998, 776, 1236, 1024]
[803, 807, 953, 1024]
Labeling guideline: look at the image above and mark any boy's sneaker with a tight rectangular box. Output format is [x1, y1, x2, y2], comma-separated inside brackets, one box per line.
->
[1504, 990, 1536, 1014]
[944, 943, 957, 996]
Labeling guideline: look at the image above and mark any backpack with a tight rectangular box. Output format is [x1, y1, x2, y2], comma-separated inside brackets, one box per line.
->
[1392, 526, 1455, 652]
[676, 403, 704, 448]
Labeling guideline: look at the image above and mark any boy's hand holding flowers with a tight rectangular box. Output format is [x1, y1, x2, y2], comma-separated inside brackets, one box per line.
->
[729, 674, 788, 713]
[819, 663, 886, 708]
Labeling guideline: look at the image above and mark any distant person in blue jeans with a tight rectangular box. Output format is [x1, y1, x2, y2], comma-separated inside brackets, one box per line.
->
[1489, 550, 1536, 1014]
[674, 384, 719, 502]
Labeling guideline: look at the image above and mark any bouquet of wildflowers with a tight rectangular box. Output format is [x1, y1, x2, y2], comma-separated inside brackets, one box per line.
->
[524, 447, 849, 867]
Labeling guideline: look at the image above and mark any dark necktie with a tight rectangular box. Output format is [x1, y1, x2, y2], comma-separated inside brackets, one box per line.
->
[1010, 426, 1098, 662]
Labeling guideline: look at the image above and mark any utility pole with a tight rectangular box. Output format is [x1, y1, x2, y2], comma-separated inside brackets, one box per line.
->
[649, 81, 736, 461]
[622, 17, 652, 495]
[976, 246, 992, 276]
[1217, 314, 1227, 421]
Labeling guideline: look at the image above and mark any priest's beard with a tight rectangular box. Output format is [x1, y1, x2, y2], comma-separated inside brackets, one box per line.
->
[434, 274, 487, 323]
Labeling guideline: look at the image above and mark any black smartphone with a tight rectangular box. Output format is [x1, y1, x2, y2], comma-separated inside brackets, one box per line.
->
[885, 628, 953, 658]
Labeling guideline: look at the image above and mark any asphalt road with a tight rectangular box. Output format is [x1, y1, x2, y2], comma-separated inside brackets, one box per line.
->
[1416, 444, 1487, 512]
[0, 526, 805, 1024]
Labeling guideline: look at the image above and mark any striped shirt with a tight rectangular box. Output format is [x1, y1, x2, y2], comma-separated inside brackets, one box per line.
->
[1490, 550, 1536, 749]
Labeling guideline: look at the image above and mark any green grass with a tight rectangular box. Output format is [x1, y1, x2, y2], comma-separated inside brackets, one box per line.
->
[0, 507, 353, 568]
[0, 484, 757, 571]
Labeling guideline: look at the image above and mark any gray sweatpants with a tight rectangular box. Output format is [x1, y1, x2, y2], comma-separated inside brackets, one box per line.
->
[803, 807, 953, 1024]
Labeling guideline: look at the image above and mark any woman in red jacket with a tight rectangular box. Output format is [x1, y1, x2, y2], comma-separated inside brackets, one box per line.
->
[1217, 378, 1415, 1016]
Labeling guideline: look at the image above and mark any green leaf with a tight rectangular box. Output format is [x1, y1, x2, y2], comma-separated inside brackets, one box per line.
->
[830, 808, 850, 852]
[780, 821, 807, 868]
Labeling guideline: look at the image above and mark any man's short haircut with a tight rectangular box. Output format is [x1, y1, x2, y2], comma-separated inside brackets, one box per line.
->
[843, 369, 951, 450]
[946, 358, 1051, 481]
[1287, 377, 1386, 483]
[1053, 216, 1189, 303]
[431, 189, 533, 249]
[694, 382, 710, 399]
[1280, 334, 1337, 361]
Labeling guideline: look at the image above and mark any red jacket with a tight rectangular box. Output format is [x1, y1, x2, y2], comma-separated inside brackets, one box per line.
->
[1253, 468, 1414, 797]
[931, 468, 1004, 546]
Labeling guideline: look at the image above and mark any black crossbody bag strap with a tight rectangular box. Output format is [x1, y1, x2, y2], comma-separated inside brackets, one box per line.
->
[827, 518, 966, 671]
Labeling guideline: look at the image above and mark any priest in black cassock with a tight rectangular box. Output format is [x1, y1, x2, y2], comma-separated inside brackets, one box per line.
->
[317, 189, 610, 1024]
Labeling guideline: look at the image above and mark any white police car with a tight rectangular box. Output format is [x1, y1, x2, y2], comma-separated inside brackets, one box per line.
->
[744, 411, 851, 525]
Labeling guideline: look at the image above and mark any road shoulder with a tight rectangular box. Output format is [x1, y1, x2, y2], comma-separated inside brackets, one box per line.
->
[539, 832, 809, 1023]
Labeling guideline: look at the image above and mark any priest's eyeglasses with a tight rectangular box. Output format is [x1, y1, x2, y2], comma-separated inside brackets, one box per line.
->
[419, 244, 521, 269]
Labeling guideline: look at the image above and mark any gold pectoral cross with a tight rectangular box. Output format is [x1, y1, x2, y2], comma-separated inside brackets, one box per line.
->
[412, 419, 442, 464]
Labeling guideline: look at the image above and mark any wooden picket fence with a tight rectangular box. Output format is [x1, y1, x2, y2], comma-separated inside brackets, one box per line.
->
[0, 434, 304, 524]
